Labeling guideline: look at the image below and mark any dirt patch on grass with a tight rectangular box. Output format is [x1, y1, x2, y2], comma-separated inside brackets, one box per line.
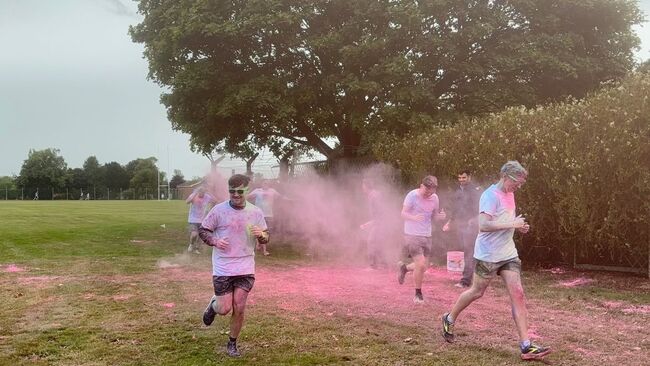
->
[247, 264, 648, 365]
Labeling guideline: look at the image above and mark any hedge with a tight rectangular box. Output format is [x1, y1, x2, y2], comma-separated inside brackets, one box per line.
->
[373, 73, 650, 272]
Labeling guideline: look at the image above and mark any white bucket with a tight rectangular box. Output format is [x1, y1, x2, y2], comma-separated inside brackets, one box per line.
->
[447, 251, 464, 272]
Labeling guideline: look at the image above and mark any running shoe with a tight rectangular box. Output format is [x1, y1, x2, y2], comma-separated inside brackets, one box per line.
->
[442, 313, 455, 343]
[520, 342, 551, 360]
[413, 293, 424, 304]
[202, 295, 217, 326]
[227, 340, 241, 357]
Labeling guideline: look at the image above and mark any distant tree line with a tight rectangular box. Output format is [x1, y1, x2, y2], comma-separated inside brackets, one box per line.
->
[0, 148, 188, 199]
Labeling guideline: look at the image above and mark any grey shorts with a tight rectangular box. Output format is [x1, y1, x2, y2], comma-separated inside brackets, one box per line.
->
[188, 223, 201, 233]
[212, 275, 255, 296]
[475, 257, 522, 279]
[403, 235, 432, 258]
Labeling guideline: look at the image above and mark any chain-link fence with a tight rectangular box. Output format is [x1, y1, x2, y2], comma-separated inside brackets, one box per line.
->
[0, 187, 183, 200]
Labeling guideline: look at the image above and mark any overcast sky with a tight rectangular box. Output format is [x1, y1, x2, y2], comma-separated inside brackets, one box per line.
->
[1, 0, 649, 179]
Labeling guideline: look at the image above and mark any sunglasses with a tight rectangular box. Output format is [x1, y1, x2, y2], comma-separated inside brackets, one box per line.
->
[507, 174, 525, 185]
[228, 188, 248, 195]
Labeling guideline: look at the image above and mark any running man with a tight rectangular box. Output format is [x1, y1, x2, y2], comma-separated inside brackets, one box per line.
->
[198, 174, 268, 357]
[247, 179, 284, 256]
[441, 161, 551, 360]
[185, 186, 215, 254]
[359, 177, 390, 269]
[398, 175, 446, 303]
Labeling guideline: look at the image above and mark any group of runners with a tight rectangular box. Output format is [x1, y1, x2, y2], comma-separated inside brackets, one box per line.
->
[184, 160, 551, 361]
[395, 161, 551, 360]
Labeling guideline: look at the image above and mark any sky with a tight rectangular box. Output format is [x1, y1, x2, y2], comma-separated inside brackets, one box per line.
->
[1, 0, 649, 180]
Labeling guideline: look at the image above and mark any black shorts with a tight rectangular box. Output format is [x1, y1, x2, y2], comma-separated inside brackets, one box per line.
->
[212, 275, 255, 296]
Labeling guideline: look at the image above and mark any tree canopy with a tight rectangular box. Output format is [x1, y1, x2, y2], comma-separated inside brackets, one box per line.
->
[169, 169, 186, 188]
[132, 0, 642, 159]
[17, 148, 68, 189]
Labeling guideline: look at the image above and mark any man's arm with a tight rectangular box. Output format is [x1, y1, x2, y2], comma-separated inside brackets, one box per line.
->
[198, 226, 217, 246]
[251, 225, 270, 244]
[401, 204, 424, 222]
[478, 212, 527, 232]
[185, 191, 197, 204]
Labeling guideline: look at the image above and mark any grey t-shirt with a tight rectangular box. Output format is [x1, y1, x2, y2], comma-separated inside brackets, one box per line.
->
[473, 184, 518, 262]
[188, 193, 214, 223]
[402, 189, 439, 237]
[201, 201, 267, 276]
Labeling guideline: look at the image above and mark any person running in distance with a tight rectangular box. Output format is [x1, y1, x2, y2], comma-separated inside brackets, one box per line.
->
[441, 161, 551, 360]
[398, 175, 446, 303]
[247, 179, 285, 256]
[360, 177, 391, 269]
[185, 186, 216, 254]
[198, 174, 269, 357]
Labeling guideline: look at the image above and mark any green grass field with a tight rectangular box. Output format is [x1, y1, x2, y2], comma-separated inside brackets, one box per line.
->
[1, 201, 648, 365]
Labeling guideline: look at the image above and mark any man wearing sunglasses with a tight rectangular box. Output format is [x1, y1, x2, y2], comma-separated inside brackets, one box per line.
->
[198, 174, 269, 357]
[398, 175, 446, 304]
[441, 161, 551, 360]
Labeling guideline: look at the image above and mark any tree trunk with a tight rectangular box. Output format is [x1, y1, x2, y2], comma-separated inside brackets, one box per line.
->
[245, 153, 259, 178]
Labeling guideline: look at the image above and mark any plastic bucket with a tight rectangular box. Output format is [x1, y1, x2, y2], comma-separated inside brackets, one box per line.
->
[447, 251, 464, 272]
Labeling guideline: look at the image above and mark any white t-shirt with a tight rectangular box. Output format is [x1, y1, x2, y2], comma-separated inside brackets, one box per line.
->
[402, 189, 439, 237]
[248, 188, 280, 217]
[473, 184, 518, 262]
[187, 193, 215, 223]
[201, 201, 267, 276]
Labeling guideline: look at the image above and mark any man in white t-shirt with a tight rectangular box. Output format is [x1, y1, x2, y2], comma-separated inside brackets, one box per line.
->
[198, 174, 268, 358]
[247, 179, 283, 256]
[185, 186, 215, 254]
[397, 175, 446, 303]
[441, 161, 551, 361]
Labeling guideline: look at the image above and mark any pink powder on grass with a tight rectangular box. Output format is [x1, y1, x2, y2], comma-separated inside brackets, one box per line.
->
[4, 264, 26, 272]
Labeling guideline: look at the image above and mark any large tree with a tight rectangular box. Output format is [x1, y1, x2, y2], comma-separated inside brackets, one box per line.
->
[131, 0, 642, 159]
[103, 162, 130, 190]
[169, 169, 186, 188]
[83, 156, 105, 190]
[16, 148, 68, 189]
[127, 157, 163, 192]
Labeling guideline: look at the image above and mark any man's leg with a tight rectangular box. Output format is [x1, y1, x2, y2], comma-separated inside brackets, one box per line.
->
[229, 287, 250, 339]
[459, 226, 476, 286]
[203, 291, 233, 326]
[188, 230, 198, 252]
[500, 270, 528, 342]
[450, 273, 491, 320]
[225, 286, 251, 357]
[442, 273, 491, 342]
[500, 270, 551, 359]
[407, 254, 427, 289]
